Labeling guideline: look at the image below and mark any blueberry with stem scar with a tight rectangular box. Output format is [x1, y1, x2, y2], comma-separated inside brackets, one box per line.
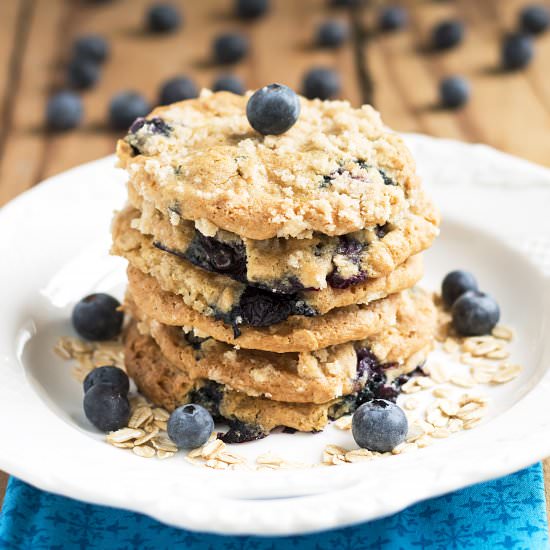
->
[352, 399, 408, 452]
[167, 404, 214, 448]
[246, 83, 300, 135]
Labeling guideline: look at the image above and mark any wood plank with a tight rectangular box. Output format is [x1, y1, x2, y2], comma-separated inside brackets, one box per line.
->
[0, 472, 7, 511]
[0, 0, 361, 206]
[0, 0, 66, 205]
[363, 1, 471, 139]
[361, 0, 550, 166]
[250, 0, 361, 105]
[0, 0, 27, 146]
[458, 0, 550, 164]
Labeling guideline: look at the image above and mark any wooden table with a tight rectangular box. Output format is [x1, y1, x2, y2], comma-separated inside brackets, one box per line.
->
[1, 0, 549, 519]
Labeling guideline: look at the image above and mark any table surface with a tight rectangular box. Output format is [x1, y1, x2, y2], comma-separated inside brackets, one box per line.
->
[1, 0, 549, 521]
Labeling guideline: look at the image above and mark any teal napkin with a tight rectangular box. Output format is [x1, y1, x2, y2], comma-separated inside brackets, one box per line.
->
[0, 464, 547, 549]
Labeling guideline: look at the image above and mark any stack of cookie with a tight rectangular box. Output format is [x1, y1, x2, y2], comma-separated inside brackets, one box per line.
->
[112, 90, 440, 442]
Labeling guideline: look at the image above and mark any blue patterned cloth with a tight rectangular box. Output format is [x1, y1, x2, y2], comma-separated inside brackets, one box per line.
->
[0, 465, 547, 549]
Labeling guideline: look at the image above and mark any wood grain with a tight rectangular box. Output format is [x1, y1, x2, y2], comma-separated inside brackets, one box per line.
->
[0, 0, 549, 522]
[363, 0, 550, 164]
[0, 472, 7, 511]
[0, 0, 361, 206]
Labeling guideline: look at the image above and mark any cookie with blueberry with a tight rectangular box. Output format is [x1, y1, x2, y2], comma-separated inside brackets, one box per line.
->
[111, 208, 424, 331]
[109, 86, 441, 444]
[116, 90, 428, 240]
[126, 265, 426, 353]
[123, 288, 435, 437]
[127, 185, 438, 291]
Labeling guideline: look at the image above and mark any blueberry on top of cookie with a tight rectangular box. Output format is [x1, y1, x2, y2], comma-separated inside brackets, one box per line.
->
[246, 83, 301, 135]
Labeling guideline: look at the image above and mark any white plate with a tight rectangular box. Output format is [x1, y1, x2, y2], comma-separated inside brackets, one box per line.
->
[2, 135, 550, 536]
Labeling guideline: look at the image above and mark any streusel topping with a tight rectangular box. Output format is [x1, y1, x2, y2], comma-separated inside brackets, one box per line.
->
[117, 90, 424, 239]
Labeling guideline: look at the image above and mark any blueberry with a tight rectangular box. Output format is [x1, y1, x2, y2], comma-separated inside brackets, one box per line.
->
[378, 167, 396, 186]
[146, 3, 182, 33]
[212, 74, 245, 95]
[356, 348, 381, 382]
[354, 350, 400, 404]
[159, 76, 198, 105]
[83, 366, 129, 395]
[83, 384, 130, 432]
[326, 238, 367, 289]
[439, 76, 470, 109]
[432, 20, 465, 50]
[45, 91, 83, 131]
[502, 33, 534, 70]
[235, 285, 316, 328]
[187, 381, 223, 417]
[129, 116, 171, 136]
[73, 35, 109, 64]
[317, 20, 348, 48]
[108, 91, 150, 130]
[246, 83, 300, 135]
[352, 399, 408, 452]
[213, 33, 249, 65]
[167, 404, 214, 448]
[520, 5, 550, 35]
[67, 57, 100, 90]
[302, 67, 341, 100]
[238, 287, 294, 326]
[452, 290, 500, 336]
[236, 0, 269, 19]
[441, 270, 478, 308]
[72, 293, 124, 341]
[327, 270, 367, 289]
[379, 6, 407, 32]
[220, 420, 267, 443]
[179, 231, 248, 281]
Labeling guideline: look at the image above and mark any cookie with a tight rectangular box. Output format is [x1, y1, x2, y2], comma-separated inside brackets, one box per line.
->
[126, 288, 436, 404]
[112, 207, 424, 329]
[116, 90, 426, 240]
[128, 185, 438, 291]
[124, 322, 431, 437]
[129, 267, 415, 353]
